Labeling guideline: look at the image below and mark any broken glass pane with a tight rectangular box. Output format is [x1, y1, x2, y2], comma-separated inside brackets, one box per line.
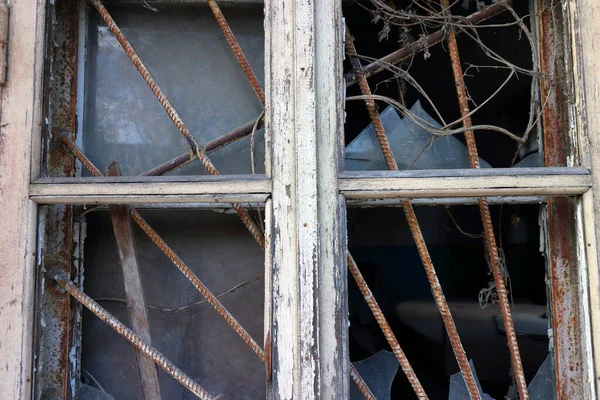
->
[345, 101, 492, 171]
[350, 350, 398, 399]
[528, 354, 557, 400]
[348, 203, 549, 398]
[448, 360, 493, 400]
[343, 0, 539, 170]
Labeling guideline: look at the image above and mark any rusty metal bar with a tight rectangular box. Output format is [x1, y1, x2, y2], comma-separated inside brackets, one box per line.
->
[142, 117, 263, 177]
[62, 133, 377, 400]
[345, 0, 513, 87]
[61, 136, 103, 176]
[206, 0, 264, 105]
[439, 1, 529, 398]
[345, 29, 398, 170]
[348, 255, 424, 399]
[107, 161, 162, 400]
[346, 22, 481, 400]
[34, 0, 80, 397]
[87, 0, 265, 250]
[66, 6, 374, 389]
[128, 208, 266, 360]
[61, 137, 265, 361]
[50, 269, 217, 400]
[350, 364, 376, 400]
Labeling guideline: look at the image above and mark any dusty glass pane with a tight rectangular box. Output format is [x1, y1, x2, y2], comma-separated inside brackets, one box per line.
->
[83, 5, 265, 176]
[347, 203, 551, 399]
[81, 209, 265, 399]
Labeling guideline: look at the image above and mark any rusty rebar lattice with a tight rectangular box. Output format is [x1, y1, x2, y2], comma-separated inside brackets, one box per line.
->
[206, 0, 265, 105]
[83, 1, 376, 396]
[439, 1, 529, 398]
[345, 23, 482, 400]
[61, 137, 265, 361]
[61, 137, 376, 397]
[51, 270, 217, 400]
[88, 0, 265, 250]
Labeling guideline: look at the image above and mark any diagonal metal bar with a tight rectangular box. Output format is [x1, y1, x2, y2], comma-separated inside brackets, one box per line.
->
[348, 255, 424, 399]
[50, 270, 217, 400]
[346, 22, 481, 400]
[62, 137, 265, 360]
[64, 139, 380, 398]
[439, 1, 529, 398]
[206, 0, 265, 105]
[128, 208, 266, 360]
[61, 137, 376, 398]
[87, 0, 265, 250]
[107, 161, 162, 400]
[143, 117, 264, 177]
[350, 364, 377, 400]
[79, 4, 375, 394]
[344, 0, 513, 87]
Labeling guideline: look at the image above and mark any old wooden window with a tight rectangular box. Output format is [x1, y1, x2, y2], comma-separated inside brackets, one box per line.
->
[339, 1, 599, 399]
[2, 0, 600, 399]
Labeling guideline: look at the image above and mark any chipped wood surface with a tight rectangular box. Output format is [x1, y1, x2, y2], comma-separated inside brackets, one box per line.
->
[107, 162, 161, 400]
[573, 0, 600, 397]
[314, 0, 349, 394]
[266, 0, 347, 397]
[0, 0, 46, 398]
[30, 175, 270, 204]
[340, 169, 591, 199]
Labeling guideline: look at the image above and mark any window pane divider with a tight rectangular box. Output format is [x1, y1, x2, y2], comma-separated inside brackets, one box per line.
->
[30, 175, 271, 204]
[340, 167, 591, 199]
[29, 167, 591, 205]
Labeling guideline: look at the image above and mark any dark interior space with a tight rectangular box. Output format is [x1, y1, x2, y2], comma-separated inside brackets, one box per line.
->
[343, 2, 549, 396]
[343, 0, 536, 169]
[347, 203, 549, 399]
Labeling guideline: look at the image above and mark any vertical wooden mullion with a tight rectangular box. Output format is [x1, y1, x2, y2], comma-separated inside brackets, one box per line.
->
[265, 0, 347, 397]
[573, 0, 600, 397]
[315, 0, 348, 395]
[0, 0, 47, 398]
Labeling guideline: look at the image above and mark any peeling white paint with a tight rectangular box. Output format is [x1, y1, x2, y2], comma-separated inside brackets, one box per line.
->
[572, 0, 600, 396]
[266, 0, 347, 397]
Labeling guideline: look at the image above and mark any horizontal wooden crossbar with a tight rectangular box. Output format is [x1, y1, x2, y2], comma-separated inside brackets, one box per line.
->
[30, 168, 591, 205]
[340, 167, 592, 199]
[30, 175, 271, 204]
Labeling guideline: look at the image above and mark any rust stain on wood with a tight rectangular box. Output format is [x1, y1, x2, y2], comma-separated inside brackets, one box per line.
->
[538, 0, 589, 397]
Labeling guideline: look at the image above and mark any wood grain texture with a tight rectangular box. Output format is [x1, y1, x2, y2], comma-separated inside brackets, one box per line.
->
[30, 175, 271, 204]
[107, 163, 161, 400]
[0, 0, 46, 398]
[573, 0, 600, 396]
[340, 169, 591, 199]
[266, 0, 347, 397]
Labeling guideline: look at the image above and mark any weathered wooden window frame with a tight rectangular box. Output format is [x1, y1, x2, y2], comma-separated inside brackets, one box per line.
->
[2, 0, 600, 399]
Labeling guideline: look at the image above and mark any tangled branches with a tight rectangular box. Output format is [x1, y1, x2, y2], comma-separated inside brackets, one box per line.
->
[345, 0, 555, 157]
